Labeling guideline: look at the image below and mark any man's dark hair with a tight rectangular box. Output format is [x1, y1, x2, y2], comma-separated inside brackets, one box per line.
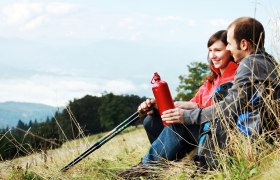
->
[228, 17, 265, 50]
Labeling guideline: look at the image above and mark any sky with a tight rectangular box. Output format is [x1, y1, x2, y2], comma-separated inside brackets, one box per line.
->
[0, 0, 280, 107]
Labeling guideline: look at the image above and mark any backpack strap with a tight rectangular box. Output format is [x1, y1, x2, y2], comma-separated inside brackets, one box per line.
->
[197, 121, 211, 156]
[236, 95, 260, 136]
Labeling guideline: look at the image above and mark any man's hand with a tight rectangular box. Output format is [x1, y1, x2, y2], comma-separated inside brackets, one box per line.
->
[161, 108, 184, 124]
[137, 98, 157, 115]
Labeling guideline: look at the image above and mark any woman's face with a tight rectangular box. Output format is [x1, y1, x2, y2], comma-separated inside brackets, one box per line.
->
[208, 40, 232, 73]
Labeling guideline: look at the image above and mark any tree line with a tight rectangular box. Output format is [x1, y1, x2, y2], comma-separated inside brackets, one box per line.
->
[0, 62, 209, 160]
[0, 93, 146, 160]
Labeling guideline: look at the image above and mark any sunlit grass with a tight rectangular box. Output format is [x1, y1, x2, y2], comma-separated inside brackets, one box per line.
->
[0, 126, 150, 179]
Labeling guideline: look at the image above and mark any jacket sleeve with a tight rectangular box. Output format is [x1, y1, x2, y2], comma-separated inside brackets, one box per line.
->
[183, 54, 273, 125]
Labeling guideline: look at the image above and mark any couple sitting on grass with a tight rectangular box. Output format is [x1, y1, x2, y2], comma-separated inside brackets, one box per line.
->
[118, 16, 280, 178]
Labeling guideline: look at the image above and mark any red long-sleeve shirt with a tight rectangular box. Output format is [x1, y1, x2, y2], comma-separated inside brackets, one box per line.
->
[190, 61, 238, 108]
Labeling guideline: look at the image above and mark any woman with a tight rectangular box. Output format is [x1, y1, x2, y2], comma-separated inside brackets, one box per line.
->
[140, 30, 238, 164]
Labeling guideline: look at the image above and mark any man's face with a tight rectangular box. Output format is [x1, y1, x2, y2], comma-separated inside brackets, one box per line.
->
[226, 26, 246, 63]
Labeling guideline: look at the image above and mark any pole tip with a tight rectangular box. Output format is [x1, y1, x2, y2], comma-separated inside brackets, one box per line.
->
[60, 167, 68, 172]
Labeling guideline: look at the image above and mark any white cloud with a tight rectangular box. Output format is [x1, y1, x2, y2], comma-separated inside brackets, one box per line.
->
[130, 31, 142, 41]
[20, 15, 47, 31]
[118, 17, 138, 30]
[0, 75, 148, 107]
[65, 31, 74, 37]
[46, 2, 79, 14]
[207, 18, 230, 27]
[1, 2, 43, 25]
[186, 19, 198, 27]
[114, 17, 146, 40]
[157, 16, 182, 21]
[103, 80, 137, 93]
[0, 2, 79, 31]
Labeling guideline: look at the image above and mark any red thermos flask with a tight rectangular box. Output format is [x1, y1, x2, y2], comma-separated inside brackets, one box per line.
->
[151, 72, 175, 126]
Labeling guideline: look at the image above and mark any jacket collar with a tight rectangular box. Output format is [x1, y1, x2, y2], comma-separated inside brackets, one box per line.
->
[210, 61, 238, 77]
[210, 64, 220, 76]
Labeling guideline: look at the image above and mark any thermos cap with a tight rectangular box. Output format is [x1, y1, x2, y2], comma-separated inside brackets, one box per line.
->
[151, 72, 161, 84]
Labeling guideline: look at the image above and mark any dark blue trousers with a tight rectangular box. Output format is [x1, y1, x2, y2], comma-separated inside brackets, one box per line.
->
[142, 115, 200, 164]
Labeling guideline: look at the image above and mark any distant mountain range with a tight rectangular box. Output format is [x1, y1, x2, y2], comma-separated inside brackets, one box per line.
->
[0, 101, 62, 128]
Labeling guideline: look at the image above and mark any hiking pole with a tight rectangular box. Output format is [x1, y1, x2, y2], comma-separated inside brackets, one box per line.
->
[60, 110, 143, 172]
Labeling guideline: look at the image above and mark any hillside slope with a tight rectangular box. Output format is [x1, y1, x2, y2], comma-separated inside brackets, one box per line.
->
[0, 126, 279, 179]
[0, 101, 61, 128]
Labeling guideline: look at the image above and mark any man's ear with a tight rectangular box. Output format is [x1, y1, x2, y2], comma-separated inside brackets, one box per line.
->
[240, 39, 249, 50]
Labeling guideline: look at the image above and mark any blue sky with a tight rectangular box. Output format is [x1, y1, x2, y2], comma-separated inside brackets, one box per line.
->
[0, 0, 280, 107]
